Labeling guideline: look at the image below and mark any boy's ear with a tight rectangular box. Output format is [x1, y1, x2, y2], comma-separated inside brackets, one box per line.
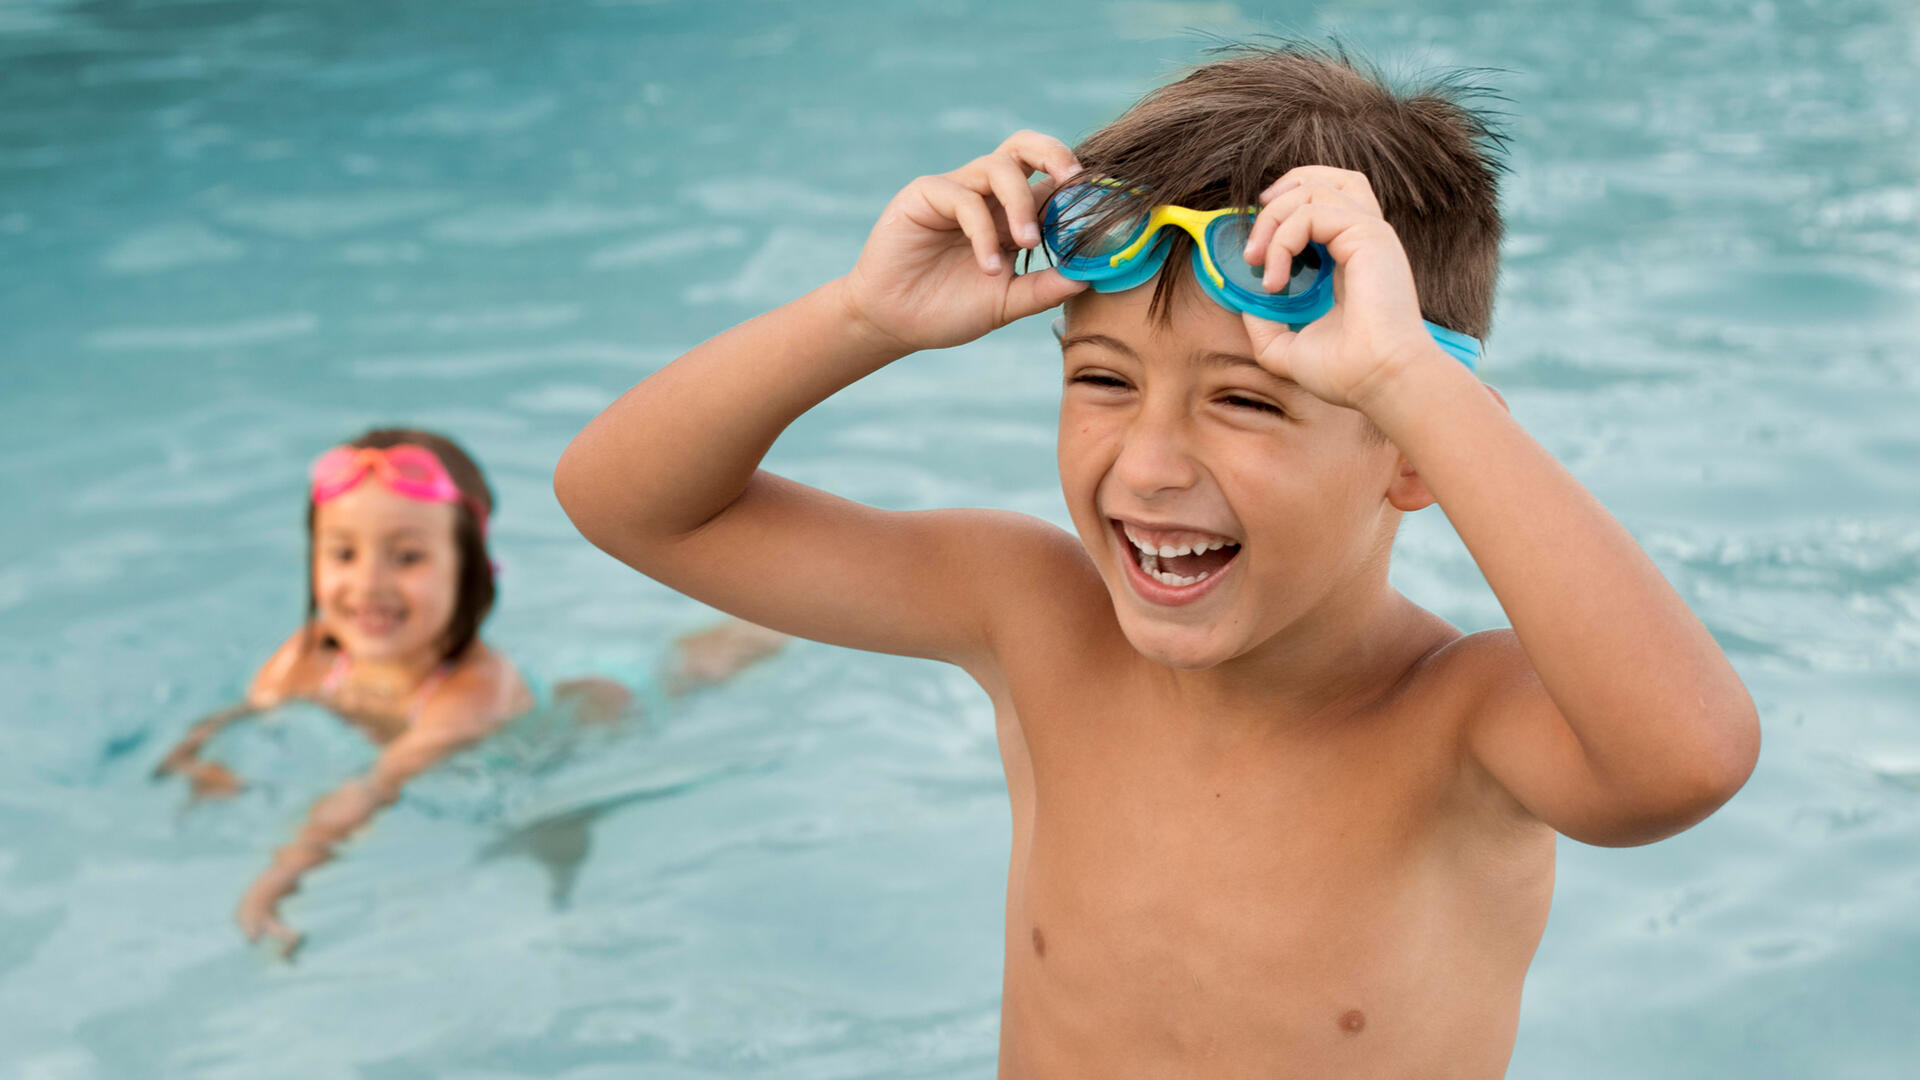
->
[1385, 454, 1436, 512]
[1385, 382, 1507, 512]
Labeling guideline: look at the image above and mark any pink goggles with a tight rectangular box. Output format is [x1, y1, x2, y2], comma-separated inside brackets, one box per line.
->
[309, 444, 488, 528]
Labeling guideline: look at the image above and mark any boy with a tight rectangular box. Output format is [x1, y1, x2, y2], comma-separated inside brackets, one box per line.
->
[555, 45, 1758, 1079]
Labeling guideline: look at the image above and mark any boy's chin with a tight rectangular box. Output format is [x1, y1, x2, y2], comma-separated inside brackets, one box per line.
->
[1112, 610, 1239, 670]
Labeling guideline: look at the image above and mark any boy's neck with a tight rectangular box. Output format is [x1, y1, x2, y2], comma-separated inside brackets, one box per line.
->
[1157, 584, 1444, 740]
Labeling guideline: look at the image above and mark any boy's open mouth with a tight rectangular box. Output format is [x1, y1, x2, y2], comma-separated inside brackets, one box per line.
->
[1115, 519, 1241, 588]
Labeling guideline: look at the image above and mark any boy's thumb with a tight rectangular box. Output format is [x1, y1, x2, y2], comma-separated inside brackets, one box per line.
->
[1003, 268, 1089, 325]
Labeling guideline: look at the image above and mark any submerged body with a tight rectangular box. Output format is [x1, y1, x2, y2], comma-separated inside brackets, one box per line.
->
[155, 432, 787, 955]
[250, 628, 531, 745]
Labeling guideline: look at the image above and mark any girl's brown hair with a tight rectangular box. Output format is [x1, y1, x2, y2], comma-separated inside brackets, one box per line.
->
[304, 428, 497, 664]
[1059, 41, 1508, 338]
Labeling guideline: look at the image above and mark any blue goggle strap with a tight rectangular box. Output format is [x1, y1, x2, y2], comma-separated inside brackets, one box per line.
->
[1420, 321, 1481, 371]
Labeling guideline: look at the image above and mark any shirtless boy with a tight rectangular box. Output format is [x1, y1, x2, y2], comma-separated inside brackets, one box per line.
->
[555, 45, 1760, 1079]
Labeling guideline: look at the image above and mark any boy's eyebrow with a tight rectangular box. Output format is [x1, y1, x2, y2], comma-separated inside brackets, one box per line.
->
[1193, 350, 1303, 390]
[1061, 333, 1304, 391]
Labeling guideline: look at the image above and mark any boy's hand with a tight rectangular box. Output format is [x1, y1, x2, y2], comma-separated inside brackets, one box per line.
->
[842, 131, 1088, 352]
[1237, 165, 1448, 411]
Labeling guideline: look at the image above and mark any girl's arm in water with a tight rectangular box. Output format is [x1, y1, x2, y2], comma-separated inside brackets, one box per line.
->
[233, 665, 515, 958]
[151, 701, 259, 798]
[154, 629, 315, 800]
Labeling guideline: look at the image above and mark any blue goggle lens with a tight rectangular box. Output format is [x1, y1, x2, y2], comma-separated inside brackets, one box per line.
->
[1044, 185, 1147, 268]
[1205, 214, 1325, 299]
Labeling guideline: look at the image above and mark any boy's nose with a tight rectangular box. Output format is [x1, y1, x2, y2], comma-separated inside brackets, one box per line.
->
[1111, 411, 1201, 499]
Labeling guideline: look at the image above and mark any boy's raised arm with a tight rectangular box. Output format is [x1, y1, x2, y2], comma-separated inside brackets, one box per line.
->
[555, 133, 1086, 667]
[1239, 166, 1760, 847]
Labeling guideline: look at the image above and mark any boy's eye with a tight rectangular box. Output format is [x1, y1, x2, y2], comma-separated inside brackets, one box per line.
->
[1221, 394, 1285, 417]
[394, 550, 426, 567]
[328, 547, 355, 562]
[1069, 373, 1130, 390]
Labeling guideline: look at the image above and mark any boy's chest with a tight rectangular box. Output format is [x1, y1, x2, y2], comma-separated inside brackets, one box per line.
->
[1018, 698, 1460, 945]
[992, 676, 1553, 1075]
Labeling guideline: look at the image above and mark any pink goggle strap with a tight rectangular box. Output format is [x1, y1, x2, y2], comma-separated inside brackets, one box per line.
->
[308, 444, 490, 531]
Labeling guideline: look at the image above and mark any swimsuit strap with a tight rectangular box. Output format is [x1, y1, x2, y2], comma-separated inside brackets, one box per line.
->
[321, 650, 454, 724]
[408, 664, 454, 723]
[321, 651, 352, 694]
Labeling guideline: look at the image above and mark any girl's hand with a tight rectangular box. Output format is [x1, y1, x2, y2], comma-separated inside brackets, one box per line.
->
[667, 619, 788, 696]
[842, 131, 1089, 352]
[236, 870, 304, 960]
[151, 740, 202, 780]
[186, 760, 245, 801]
[1237, 166, 1450, 411]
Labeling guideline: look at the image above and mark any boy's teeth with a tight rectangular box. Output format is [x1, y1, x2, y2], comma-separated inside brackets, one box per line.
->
[1135, 550, 1211, 588]
[1123, 522, 1235, 556]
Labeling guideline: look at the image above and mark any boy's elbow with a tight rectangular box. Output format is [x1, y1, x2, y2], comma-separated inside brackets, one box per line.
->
[1696, 693, 1761, 808]
[551, 441, 607, 545]
[1586, 700, 1761, 848]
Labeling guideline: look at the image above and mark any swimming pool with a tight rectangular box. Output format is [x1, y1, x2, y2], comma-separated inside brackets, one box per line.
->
[2, 0, 1917, 1075]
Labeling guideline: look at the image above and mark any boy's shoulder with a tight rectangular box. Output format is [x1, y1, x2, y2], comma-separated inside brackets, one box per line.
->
[1414, 626, 1534, 699]
[1396, 625, 1545, 747]
[967, 508, 1110, 619]
[938, 507, 1118, 687]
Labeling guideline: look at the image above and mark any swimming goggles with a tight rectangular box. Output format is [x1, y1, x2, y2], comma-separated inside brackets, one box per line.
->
[309, 444, 488, 528]
[1040, 180, 1481, 370]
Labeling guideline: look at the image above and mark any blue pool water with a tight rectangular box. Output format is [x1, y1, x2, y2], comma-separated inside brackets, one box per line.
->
[2, 1, 1918, 1076]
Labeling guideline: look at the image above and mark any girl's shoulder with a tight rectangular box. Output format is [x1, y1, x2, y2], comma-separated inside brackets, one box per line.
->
[246, 625, 334, 707]
[418, 640, 534, 734]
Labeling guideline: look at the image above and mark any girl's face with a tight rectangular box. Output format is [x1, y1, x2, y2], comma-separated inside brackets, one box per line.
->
[311, 482, 461, 664]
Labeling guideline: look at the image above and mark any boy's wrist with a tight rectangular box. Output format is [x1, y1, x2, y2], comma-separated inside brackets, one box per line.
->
[1352, 340, 1483, 434]
[828, 276, 916, 364]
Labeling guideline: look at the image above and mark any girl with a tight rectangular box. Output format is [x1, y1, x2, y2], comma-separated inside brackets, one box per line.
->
[154, 427, 783, 957]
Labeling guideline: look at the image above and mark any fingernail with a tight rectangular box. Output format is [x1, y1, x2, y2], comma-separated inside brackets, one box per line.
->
[1019, 223, 1039, 246]
[984, 254, 1003, 273]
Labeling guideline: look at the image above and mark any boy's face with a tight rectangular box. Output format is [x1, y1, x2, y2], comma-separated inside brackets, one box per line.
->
[312, 483, 461, 665]
[1056, 282, 1402, 669]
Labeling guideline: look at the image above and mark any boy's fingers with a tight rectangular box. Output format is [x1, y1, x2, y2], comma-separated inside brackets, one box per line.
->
[1245, 183, 1367, 273]
[1268, 203, 1380, 275]
[1242, 313, 1299, 372]
[997, 129, 1082, 184]
[921, 177, 1006, 273]
[1002, 267, 1088, 324]
[1261, 166, 1380, 214]
[979, 156, 1042, 248]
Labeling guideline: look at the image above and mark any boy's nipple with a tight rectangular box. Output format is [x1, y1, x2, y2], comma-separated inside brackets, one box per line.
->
[1338, 1008, 1366, 1035]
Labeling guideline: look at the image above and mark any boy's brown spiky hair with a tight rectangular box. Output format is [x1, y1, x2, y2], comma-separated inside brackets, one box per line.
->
[1063, 41, 1508, 340]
